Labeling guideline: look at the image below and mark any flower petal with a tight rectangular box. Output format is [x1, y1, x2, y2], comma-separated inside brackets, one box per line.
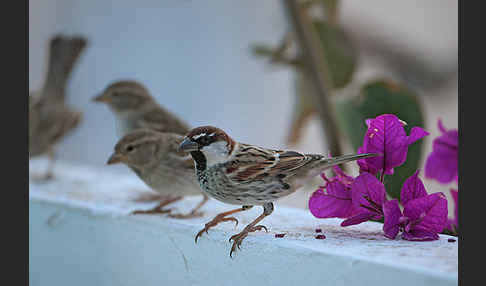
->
[406, 127, 429, 145]
[402, 228, 439, 241]
[403, 193, 449, 233]
[383, 199, 402, 239]
[308, 182, 355, 218]
[450, 189, 458, 228]
[351, 172, 387, 212]
[400, 170, 428, 206]
[357, 114, 428, 175]
[341, 212, 376, 227]
[437, 119, 447, 133]
[425, 128, 458, 184]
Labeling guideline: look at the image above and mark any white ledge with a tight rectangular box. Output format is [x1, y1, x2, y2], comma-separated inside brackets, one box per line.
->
[29, 159, 458, 286]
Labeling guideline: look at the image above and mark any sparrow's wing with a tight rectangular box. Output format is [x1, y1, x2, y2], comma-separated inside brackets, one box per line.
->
[137, 108, 190, 135]
[227, 145, 319, 182]
[43, 108, 82, 144]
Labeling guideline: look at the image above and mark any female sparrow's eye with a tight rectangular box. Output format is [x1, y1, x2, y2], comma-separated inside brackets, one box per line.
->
[126, 145, 134, 152]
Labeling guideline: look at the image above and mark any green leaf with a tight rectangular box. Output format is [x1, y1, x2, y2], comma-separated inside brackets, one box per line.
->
[335, 79, 426, 199]
[313, 21, 356, 89]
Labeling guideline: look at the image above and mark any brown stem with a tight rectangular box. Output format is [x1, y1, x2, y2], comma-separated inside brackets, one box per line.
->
[322, 0, 340, 25]
[283, 0, 344, 166]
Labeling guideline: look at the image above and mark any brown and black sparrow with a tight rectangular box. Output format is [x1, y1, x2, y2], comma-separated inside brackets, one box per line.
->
[92, 80, 190, 137]
[29, 34, 87, 179]
[107, 129, 208, 218]
[179, 126, 379, 256]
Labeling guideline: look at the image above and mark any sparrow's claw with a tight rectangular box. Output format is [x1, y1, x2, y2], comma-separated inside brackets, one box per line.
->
[195, 229, 206, 244]
[222, 216, 239, 227]
[195, 216, 240, 244]
[253, 225, 268, 232]
[228, 224, 269, 257]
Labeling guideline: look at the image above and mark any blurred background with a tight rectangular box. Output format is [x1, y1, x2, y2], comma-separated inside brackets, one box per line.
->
[29, 0, 457, 211]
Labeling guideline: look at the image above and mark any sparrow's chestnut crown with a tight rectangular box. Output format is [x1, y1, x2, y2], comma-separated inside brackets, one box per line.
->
[180, 126, 230, 150]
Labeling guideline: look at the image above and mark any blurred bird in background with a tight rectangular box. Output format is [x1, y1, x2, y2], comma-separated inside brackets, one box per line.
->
[94, 80, 208, 218]
[92, 80, 190, 137]
[29, 35, 87, 179]
[107, 129, 208, 218]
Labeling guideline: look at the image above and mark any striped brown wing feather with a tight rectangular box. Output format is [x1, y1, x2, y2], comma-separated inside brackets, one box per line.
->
[228, 145, 317, 182]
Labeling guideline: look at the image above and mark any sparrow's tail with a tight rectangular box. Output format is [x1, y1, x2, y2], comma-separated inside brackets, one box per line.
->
[320, 153, 380, 168]
[43, 35, 88, 100]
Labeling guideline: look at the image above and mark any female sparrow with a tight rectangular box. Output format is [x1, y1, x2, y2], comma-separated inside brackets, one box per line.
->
[94, 80, 208, 215]
[107, 129, 208, 218]
[29, 35, 87, 179]
[92, 80, 190, 137]
[179, 126, 379, 256]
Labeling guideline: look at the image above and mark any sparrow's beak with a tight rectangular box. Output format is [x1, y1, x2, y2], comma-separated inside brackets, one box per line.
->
[92, 92, 110, 103]
[178, 138, 199, 152]
[106, 153, 126, 165]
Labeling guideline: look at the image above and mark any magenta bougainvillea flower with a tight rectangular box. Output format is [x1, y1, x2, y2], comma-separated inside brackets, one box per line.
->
[309, 114, 453, 241]
[425, 119, 458, 184]
[383, 171, 448, 241]
[446, 189, 458, 232]
[341, 173, 387, 227]
[357, 114, 429, 175]
[308, 166, 357, 219]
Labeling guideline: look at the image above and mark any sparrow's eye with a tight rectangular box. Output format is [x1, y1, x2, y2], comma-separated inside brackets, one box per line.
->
[199, 136, 210, 145]
[112, 92, 120, 97]
[126, 145, 135, 152]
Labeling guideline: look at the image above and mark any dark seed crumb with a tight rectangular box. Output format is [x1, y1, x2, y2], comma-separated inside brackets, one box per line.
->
[315, 228, 322, 233]
[315, 234, 326, 239]
[448, 238, 456, 243]
[275, 233, 286, 238]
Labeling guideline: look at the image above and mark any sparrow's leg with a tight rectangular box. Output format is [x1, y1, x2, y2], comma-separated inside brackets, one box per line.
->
[131, 196, 182, 215]
[44, 147, 56, 180]
[168, 194, 209, 219]
[195, 205, 253, 243]
[132, 193, 171, 203]
[229, 202, 273, 257]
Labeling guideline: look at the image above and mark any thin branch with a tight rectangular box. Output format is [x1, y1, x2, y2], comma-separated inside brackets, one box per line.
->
[283, 0, 344, 161]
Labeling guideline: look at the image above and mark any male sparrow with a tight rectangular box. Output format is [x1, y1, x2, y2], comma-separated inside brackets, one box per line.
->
[179, 126, 379, 256]
[92, 80, 190, 137]
[107, 129, 208, 218]
[29, 34, 87, 179]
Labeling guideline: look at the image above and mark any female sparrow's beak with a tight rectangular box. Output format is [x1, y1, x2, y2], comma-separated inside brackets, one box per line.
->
[92, 93, 110, 103]
[179, 138, 199, 152]
[106, 153, 126, 165]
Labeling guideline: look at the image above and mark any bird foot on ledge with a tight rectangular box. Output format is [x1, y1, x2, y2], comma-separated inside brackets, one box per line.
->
[168, 211, 204, 219]
[195, 215, 239, 243]
[131, 196, 182, 215]
[229, 225, 268, 258]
